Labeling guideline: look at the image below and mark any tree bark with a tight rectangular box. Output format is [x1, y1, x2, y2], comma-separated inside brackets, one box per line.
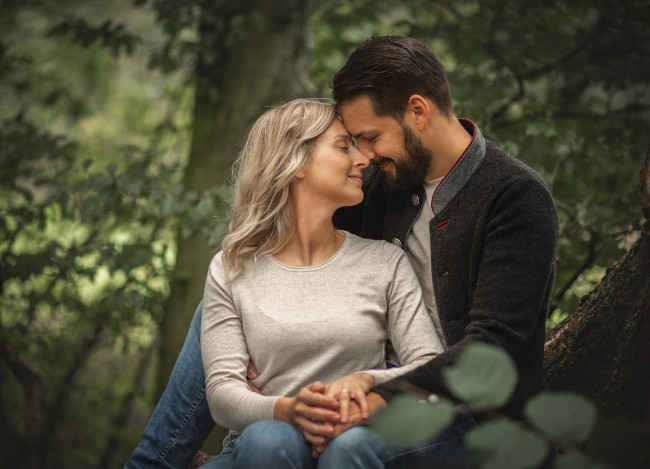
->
[544, 146, 650, 433]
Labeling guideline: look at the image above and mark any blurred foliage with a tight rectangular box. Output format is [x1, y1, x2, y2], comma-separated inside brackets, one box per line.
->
[0, 0, 648, 467]
[370, 344, 649, 469]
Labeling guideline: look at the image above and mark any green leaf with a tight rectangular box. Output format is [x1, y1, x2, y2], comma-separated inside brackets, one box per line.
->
[585, 416, 650, 468]
[524, 392, 597, 445]
[554, 452, 611, 469]
[369, 395, 455, 447]
[465, 420, 549, 469]
[442, 343, 517, 411]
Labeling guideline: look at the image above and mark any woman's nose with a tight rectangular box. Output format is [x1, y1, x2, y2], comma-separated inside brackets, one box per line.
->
[353, 147, 370, 168]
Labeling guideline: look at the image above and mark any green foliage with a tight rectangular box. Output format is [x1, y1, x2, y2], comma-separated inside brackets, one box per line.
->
[585, 415, 650, 469]
[369, 344, 648, 469]
[554, 452, 611, 469]
[369, 394, 455, 447]
[443, 342, 517, 411]
[465, 420, 549, 469]
[0, 0, 227, 466]
[525, 393, 597, 446]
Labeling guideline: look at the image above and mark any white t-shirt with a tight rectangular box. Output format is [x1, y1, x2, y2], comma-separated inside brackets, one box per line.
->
[405, 177, 448, 349]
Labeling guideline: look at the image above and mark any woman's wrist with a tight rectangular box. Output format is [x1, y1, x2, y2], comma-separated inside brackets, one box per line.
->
[273, 396, 295, 422]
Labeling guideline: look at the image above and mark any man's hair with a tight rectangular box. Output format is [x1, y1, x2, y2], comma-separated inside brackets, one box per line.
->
[332, 36, 454, 120]
[221, 99, 337, 280]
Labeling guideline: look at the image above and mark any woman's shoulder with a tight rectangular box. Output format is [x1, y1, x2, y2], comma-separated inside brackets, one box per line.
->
[341, 232, 406, 262]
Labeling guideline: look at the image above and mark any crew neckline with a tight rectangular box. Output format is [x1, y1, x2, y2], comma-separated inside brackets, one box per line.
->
[270, 231, 349, 271]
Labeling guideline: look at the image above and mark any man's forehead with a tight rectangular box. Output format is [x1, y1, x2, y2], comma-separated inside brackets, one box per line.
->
[339, 100, 395, 138]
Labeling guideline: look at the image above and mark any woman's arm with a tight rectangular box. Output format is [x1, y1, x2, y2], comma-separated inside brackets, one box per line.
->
[363, 248, 444, 384]
[201, 252, 280, 432]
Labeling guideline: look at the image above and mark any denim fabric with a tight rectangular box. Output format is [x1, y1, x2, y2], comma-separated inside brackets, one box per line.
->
[125, 302, 215, 469]
[198, 432, 239, 469]
[201, 423, 315, 469]
[207, 408, 477, 469]
[318, 407, 478, 469]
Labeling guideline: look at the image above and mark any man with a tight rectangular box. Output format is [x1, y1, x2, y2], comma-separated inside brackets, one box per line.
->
[126, 36, 558, 468]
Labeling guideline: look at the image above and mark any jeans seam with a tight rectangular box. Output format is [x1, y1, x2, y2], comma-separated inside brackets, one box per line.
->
[158, 388, 207, 465]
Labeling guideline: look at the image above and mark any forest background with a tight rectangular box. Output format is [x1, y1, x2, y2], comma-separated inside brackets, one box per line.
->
[1, 0, 648, 467]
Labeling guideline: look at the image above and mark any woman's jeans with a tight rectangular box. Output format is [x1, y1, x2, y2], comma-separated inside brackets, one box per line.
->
[125, 302, 215, 469]
[124, 302, 478, 468]
[202, 413, 477, 469]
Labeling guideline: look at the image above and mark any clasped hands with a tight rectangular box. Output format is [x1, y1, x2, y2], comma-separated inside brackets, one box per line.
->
[250, 362, 386, 459]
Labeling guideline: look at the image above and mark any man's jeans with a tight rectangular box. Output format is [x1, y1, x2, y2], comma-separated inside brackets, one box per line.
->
[125, 302, 215, 469]
[201, 411, 477, 469]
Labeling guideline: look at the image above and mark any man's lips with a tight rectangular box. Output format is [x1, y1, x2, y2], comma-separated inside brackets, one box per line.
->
[373, 159, 393, 171]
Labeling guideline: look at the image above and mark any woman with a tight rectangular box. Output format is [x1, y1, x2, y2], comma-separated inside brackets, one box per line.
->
[200, 99, 443, 468]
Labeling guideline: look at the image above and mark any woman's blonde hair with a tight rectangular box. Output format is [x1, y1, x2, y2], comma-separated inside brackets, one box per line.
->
[221, 98, 337, 280]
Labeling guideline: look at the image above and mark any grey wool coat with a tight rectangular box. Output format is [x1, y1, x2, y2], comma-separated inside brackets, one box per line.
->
[333, 119, 559, 419]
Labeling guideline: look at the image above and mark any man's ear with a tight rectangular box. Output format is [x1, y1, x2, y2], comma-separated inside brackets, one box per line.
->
[405, 94, 430, 131]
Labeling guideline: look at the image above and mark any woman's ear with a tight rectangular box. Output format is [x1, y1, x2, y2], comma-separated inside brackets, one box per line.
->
[295, 168, 305, 179]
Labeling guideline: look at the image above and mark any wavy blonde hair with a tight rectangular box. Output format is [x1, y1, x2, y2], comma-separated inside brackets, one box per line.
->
[221, 99, 337, 280]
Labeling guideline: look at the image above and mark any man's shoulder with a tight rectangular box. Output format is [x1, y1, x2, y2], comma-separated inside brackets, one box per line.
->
[482, 140, 550, 190]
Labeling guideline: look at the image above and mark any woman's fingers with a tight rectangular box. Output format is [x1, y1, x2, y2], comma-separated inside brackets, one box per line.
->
[338, 384, 350, 423]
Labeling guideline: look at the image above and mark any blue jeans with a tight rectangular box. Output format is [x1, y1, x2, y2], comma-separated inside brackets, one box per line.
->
[125, 302, 215, 469]
[201, 409, 477, 469]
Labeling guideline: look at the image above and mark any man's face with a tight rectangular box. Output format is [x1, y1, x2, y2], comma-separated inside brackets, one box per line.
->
[338, 95, 431, 189]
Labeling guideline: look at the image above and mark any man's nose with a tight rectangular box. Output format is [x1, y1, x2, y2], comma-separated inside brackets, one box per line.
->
[357, 141, 376, 161]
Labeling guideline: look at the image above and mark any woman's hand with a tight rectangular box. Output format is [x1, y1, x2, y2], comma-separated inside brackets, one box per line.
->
[324, 373, 375, 423]
[274, 382, 341, 446]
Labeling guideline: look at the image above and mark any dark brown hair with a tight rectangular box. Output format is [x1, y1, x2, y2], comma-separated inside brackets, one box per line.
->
[331, 36, 454, 120]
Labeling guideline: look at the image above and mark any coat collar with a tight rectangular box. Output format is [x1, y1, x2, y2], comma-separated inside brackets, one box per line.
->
[431, 119, 486, 216]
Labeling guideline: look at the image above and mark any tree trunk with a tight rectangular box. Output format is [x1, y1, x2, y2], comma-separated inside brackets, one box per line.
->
[544, 146, 650, 433]
[156, 0, 311, 451]
[158, 1, 310, 395]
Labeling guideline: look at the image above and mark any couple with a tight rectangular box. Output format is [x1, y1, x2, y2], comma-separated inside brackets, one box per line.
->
[126, 36, 559, 468]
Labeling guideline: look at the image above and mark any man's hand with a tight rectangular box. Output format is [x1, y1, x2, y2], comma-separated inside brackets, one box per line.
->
[247, 360, 261, 394]
[312, 392, 387, 457]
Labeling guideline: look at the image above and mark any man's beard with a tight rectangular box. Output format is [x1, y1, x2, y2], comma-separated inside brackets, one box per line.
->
[375, 124, 432, 190]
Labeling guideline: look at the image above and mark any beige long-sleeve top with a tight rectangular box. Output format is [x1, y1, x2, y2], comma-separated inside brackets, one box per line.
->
[201, 232, 443, 431]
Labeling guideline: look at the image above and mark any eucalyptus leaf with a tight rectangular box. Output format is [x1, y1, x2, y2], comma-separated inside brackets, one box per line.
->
[465, 420, 549, 469]
[369, 395, 455, 447]
[554, 452, 611, 469]
[524, 392, 597, 445]
[442, 343, 517, 411]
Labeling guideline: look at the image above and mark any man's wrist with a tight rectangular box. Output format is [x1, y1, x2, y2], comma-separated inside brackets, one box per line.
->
[367, 391, 388, 413]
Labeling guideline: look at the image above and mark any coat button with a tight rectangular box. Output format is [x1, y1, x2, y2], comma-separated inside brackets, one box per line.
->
[391, 238, 403, 247]
[411, 194, 420, 206]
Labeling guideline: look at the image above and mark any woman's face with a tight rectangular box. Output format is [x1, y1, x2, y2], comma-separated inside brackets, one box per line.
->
[297, 119, 369, 208]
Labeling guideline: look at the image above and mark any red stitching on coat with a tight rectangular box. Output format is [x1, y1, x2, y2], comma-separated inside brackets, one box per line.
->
[436, 219, 450, 230]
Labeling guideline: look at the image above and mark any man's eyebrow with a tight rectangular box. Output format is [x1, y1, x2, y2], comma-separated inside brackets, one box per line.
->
[352, 130, 372, 139]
